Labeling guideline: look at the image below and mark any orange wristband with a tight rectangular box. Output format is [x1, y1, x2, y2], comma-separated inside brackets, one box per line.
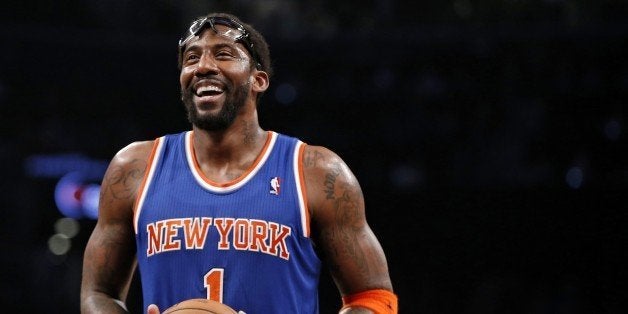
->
[341, 289, 398, 314]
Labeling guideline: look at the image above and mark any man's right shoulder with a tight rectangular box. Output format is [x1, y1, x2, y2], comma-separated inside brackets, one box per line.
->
[91, 140, 158, 221]
[110, 140, 157, 166]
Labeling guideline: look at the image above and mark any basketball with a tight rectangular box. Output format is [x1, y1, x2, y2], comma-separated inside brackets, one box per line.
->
[162, 299, 238, 314]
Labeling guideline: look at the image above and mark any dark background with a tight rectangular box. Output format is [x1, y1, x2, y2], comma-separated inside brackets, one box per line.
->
[1, 1, 627, 313]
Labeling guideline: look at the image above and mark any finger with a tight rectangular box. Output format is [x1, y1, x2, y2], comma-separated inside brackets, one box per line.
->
[147, 304, 160, 314]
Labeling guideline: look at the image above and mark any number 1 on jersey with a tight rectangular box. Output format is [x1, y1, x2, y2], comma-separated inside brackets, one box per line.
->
[204, 268, 224, 303]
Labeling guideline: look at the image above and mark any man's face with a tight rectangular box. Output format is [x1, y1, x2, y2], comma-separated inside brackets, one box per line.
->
[179, 26, 254, 131]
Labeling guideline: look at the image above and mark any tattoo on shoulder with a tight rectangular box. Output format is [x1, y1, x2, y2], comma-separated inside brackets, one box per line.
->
[99, 159, 147, 205]
[303, 148, 325, 168]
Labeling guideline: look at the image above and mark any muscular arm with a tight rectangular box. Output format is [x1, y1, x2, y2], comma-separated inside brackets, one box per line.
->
[303, 146, 393, 312]
[80, 141, 154, 313]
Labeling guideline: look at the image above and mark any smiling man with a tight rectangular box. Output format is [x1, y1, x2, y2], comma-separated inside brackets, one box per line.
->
[80, 12, 397, 314]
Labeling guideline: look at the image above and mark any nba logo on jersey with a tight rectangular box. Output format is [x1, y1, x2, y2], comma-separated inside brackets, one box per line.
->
[270, 177, 281, 195]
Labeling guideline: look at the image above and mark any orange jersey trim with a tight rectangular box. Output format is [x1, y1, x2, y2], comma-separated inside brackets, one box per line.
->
[297, 143, 310, 237]
[293, 142, 310, 237]
[133, 137, 164, 234]
[187, 131, 275, 190]
[341, 289, 398, 314]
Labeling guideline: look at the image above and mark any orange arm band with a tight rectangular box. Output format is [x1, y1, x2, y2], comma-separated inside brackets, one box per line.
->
[341, 289, 398, 314]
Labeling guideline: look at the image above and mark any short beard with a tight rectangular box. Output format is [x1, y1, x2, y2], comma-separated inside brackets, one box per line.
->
[181, 81, 250, 131]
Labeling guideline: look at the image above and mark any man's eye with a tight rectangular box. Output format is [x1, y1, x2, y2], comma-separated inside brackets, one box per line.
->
[216, 50, 235, 58]
[185, 54, 200, 61]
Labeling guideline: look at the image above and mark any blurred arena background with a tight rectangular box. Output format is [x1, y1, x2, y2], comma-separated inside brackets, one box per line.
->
[1, 0, 627, 313]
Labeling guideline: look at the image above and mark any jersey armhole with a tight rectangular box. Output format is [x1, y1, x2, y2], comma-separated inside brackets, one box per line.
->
[293, 141, 310, 238]
[133, 137, 165, 234]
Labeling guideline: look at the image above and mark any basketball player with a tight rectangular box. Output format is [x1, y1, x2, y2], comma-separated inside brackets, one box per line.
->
[80, 12, 397, 314]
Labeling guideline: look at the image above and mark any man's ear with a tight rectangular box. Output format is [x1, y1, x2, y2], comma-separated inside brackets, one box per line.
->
[252, 70, 269, 93]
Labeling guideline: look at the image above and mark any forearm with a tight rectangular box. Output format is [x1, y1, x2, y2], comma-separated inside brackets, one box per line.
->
[81, 227, 136, 314]
[81, 240, 135, 314]
[81, 293, 128, 314]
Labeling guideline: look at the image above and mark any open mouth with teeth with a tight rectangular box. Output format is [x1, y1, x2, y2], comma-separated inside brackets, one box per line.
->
[195, 85, 224, 97]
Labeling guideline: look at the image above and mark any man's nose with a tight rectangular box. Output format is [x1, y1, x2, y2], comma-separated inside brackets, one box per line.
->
[194, 53, 219, 76]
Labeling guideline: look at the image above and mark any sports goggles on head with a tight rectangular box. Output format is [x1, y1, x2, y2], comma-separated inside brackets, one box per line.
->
[179, 16, 261, 69]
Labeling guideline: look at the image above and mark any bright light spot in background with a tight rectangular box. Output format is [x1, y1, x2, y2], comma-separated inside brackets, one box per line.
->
[48, 234, 71, 256]
[54, 172, 101, 219]
[604, 119, 621, 141]
[54, 172, 84, 219]
[275, 83, 297, 105]
[24, 154, 106, 262]
[81, 184, 101, 219]
[25, 153, 106, 220]
[55, 217, 80, 238]
[47, 218, 81, 260]
[565, 166, 584, 189]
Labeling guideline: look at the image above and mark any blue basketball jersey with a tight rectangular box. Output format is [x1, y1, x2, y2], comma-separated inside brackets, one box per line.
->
[134, 131, 321, 313]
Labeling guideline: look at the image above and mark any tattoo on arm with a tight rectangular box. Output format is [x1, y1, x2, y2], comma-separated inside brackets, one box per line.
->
[94, 228, 130, 287]
[324, 164, 341, 200]
[304, 149, 325, 168]
[333, 183, 369, 274]
[307, 148, 392, 291]
[99, 159, 147, 206]
[83, 223, 135, 312]
[317, 158, 369, 276]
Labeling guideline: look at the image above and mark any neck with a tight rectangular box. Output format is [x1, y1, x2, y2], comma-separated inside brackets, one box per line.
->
[191, 117, 267, 183]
